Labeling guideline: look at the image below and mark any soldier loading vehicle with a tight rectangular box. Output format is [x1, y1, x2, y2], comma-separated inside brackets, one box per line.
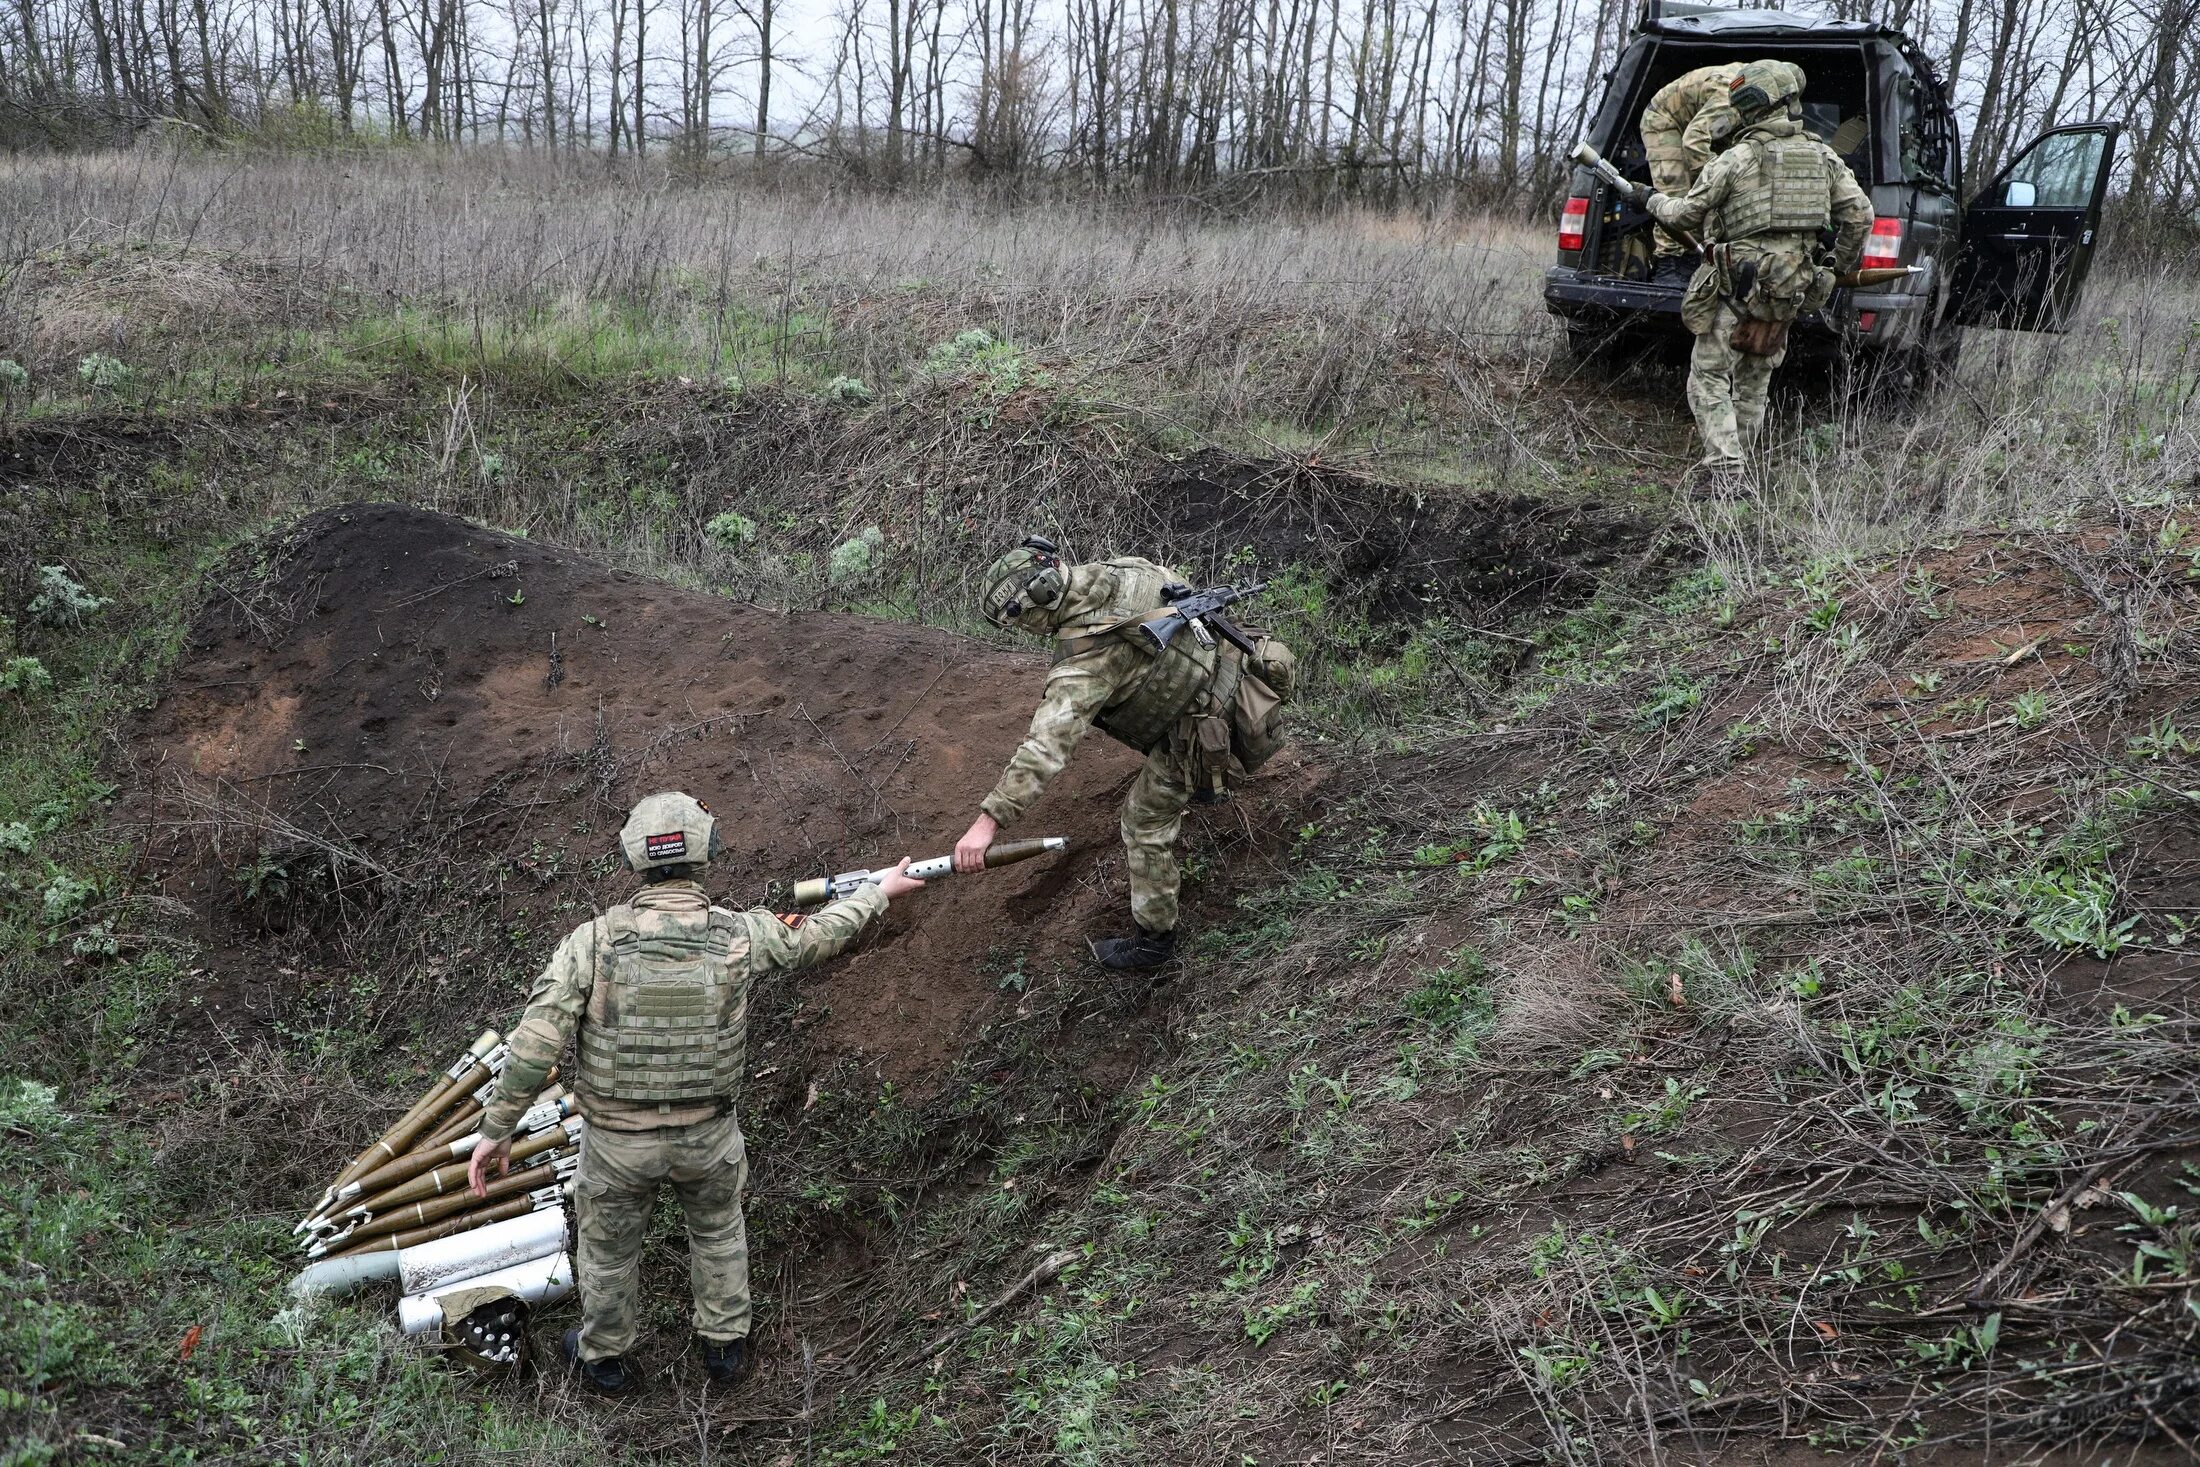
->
[1608, 60, 1876, 485]
[1547, 3, 2121, 390]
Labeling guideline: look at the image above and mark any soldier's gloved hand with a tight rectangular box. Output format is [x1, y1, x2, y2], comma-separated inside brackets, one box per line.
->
[468, 1135, 513, 1199]
[876, 857, 926, 901]
[953, 813, 1000, 874]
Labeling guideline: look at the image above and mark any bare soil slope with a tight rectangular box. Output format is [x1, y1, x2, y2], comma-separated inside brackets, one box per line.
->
[130, 501, 1175, 1091]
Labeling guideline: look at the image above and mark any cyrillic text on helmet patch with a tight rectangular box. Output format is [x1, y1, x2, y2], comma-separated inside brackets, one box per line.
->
[645, 831, 687, 860]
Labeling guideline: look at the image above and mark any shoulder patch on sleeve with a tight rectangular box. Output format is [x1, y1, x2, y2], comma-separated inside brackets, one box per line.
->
[776, 911, 807, 930]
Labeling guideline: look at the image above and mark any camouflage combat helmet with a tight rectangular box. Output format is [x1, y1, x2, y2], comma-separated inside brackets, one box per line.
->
[619, 791, 720, 874]
[981, 535, 1069, 629]
[1729, 60, 1805, 122]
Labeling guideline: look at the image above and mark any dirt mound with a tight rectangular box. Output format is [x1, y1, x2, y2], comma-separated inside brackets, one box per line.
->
[130, 502, 1179, 1089]
[1145, 451, 1676, 623]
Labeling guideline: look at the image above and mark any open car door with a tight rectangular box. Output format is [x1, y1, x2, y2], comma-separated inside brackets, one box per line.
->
[1949, 123, 2120, 332]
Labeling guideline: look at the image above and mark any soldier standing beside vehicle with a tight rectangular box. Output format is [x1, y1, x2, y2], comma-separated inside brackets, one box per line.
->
[951, 539, 1294, 971]
[467, 792, 924, 1395]
[1638, 62, 1745, 280]
[1636, 61, 1873, 488]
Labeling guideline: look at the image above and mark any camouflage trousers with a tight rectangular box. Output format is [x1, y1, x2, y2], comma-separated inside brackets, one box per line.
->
[1643, 133, 1703, 257]
[1687, 303, 1787, 472]
[1121, 737, 1197, 935]
[573, 1110, 750, 1360]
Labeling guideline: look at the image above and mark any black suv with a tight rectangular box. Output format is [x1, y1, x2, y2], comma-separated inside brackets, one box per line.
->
[1545, 3, 2120, 377]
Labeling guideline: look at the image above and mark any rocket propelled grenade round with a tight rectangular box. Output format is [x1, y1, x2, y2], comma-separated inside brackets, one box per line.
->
[1835, 265, 1926, 287]
[791, 837, 1068, 907]
[326, 1029, 503, 1195]
[1570, 141, 1630, 193]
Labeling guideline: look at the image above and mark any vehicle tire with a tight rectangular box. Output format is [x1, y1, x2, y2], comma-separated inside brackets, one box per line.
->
[1854, 328, 1960, 406]
[1917, 324, 1963, 392]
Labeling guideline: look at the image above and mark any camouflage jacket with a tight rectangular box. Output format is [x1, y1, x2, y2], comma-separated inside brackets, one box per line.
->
[1648, 117, 1873, 329]
[982, 557, 1189, 824]
[980, 634, 1150, 825]
[479, 880, 887, 1138]
[1640, 63, 1743, 171]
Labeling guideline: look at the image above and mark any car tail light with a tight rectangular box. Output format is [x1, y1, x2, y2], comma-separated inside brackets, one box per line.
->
[1857, 311, 1878, 333]
[1862, 217, 1903, 270]
[1558, 197, 1589, 252]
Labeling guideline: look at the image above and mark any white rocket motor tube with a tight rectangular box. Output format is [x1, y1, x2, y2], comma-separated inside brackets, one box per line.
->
[287, 1249, 402, 1300]
[398, 1207, 569, 1296]
[287, 1206, 570, 1302]
[397, 1250, 575, 1335]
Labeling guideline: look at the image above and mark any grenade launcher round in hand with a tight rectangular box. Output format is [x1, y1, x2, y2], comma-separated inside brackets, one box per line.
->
[1570, 141, 1632, 194]
[791, 838, 1068, 907]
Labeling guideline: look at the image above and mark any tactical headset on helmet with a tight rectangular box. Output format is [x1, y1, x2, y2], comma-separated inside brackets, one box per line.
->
[981, 535, 1067, 628]
[1729, 60, 1805, 123]
[619, 791, 722, 874]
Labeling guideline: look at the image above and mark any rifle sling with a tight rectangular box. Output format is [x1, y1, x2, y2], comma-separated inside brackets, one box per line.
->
[1055, 611, 1180, 660]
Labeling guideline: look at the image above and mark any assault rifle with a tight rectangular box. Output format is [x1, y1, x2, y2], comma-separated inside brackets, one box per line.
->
[791, 838, 1068, 907]
[1146, 582, 1266, 657]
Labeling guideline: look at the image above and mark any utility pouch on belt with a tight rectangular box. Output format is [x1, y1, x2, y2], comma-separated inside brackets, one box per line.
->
[1230, 635, 1295, 774]
[1730, 316, 1791, 357]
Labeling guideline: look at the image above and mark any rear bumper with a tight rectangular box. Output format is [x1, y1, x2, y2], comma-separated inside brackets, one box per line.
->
[1544, 271, 1686, 321]
[1545, 266, 1938, 351]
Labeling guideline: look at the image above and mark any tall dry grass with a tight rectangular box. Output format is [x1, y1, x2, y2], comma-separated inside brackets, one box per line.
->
[0, 148, 1552, 429]
[0, 145, 2192, 581]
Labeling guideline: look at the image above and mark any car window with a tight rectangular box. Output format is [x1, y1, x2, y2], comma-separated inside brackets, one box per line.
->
[1892, 73, 1923, 180]
[1995, 129, 2106, 209]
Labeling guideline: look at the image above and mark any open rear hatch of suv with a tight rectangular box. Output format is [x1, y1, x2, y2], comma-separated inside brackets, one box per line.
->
[1558, 23, 1885, 317]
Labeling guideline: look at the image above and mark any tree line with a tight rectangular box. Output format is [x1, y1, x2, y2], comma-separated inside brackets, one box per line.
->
[0, 0, 2193, 209]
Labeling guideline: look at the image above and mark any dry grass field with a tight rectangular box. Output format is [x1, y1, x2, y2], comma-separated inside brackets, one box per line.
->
[1, 148, 2197, 1465]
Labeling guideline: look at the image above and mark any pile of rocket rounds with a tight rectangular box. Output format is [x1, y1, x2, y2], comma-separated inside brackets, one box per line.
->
[287, 1029, 584, 1360]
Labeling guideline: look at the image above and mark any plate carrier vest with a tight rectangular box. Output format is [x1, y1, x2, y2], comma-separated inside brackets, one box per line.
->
[576, 905, 747, 1105]
[1719, 132, 1831, 242]
[1052, 558, 1230, 755]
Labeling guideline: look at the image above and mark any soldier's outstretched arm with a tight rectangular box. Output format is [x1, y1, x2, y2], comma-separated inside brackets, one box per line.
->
[977, 653, 1124, 830]
[1647, 157, 1728, 236]
[955, 650, 1126, 873]
[748, 858, 922, 974]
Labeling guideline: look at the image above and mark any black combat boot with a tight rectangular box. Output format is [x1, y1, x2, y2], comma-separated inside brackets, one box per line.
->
[700, 1335, 747, 1386]
[1089, 925, 1176, 971]
[561, 1327, 634, 1396]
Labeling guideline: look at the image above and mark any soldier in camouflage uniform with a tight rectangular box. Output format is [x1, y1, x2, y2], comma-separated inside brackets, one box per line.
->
[954, 539, 1287, 971]
[469, 792, 924, 1394]
[1638, 61, 1873, 485]
[1639, 62, 1745, 274]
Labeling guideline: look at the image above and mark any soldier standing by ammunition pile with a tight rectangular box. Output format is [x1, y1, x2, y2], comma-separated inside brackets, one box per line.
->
[1627, 61, 1873, 490]
[467, 791, 926, 1395]
[953, 538, 1295, 971]
[1638, 62, 1745, 280]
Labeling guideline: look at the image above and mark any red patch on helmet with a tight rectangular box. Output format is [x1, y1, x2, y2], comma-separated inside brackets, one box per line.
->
[644, 831, 687, 860]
